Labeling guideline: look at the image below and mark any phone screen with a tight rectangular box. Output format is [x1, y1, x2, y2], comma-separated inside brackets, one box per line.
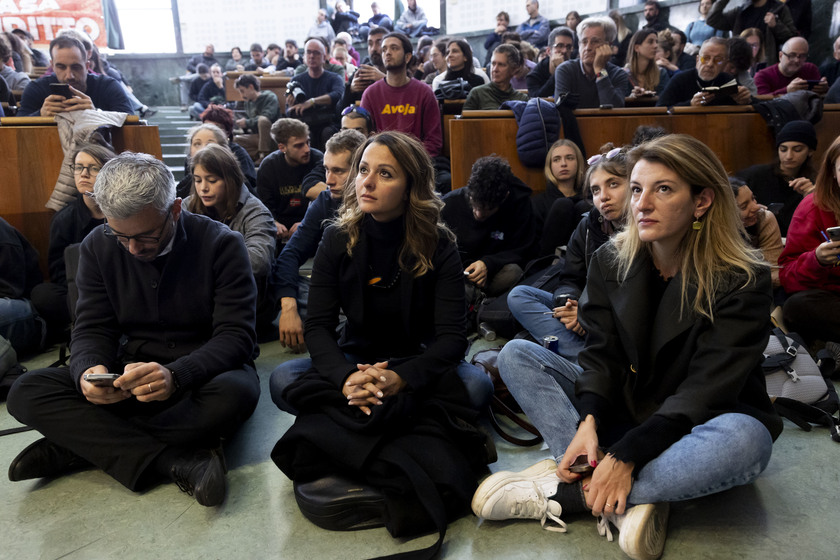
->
[49, 83, 72, 99]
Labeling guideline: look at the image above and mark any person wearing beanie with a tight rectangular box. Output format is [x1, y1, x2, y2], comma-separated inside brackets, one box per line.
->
[735, 120, 817, 236]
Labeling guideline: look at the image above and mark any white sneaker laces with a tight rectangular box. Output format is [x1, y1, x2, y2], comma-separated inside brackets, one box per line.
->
[507, 482, 567, 532]
[597, 512, 620, 542]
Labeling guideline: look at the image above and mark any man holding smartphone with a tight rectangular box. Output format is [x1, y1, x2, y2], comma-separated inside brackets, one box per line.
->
[6, 153, 260, 507]
[754, 36, 827, 97]
[17, 35, 133, 117]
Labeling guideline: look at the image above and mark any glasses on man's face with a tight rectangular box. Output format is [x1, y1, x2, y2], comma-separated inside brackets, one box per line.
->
[70, 164, 101, 175]
[699, 55, 726, 66]
[782, 51, 807, 61]
[552, 42, 572, 53]
[587, 147, 622, 166]
[104, 210, 171, 246]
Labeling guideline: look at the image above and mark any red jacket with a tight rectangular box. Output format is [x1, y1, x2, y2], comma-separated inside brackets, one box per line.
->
[778, 194, 840, 294]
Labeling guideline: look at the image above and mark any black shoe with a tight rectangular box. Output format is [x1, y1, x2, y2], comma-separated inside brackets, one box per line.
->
[8, 437, 92, 482]
[169, 448, 227, 507]
[294, 474, 386, 531]
[139, 106, 158, 119]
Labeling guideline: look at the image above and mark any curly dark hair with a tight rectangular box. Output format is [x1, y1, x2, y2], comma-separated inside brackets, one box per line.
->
[466, 156, 513, 209]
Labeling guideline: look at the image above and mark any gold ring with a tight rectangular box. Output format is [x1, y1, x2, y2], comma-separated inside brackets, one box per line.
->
[148, 383, 153, 393]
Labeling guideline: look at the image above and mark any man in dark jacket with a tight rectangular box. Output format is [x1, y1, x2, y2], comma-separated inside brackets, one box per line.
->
[7, 153, 260, 508]
[657, 37, 752, 107]
[707, 0, 797, 65]
[18, 35, 132, 117]
[273, 129, 365, 353]
[442, 156, 535, 297]
[526, 27, 574, 97]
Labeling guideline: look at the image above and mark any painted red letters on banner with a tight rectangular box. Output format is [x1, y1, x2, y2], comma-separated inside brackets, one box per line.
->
[0, 0, 106, 47]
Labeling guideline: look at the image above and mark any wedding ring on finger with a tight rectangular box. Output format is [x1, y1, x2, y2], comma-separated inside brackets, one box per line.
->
[148, 383, 153, 394]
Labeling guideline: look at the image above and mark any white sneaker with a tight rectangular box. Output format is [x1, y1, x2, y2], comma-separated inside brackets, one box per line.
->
[471, 459, 566, 532]
[597, 502, 669, 560]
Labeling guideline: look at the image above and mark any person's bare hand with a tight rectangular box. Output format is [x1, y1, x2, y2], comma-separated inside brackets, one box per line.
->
[278, 298, 306, 352]
[764, 11, 777, 28]
[789, 177, 815, 196]
[115, 362, 176, 402]
[464, 260, 488, 287]
[733, 85, 752, 105]
[80, 365, 131, 405]
[593, 44, 613, 74]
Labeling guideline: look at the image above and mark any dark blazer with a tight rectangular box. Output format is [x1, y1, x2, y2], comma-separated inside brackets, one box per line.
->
[576, 245, 782, 466]
[304, 223, 469, 397]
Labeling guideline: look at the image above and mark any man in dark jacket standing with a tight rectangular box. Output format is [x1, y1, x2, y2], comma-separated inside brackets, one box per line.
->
[7, 153, 260, 508]
[442, 156, 535, 297]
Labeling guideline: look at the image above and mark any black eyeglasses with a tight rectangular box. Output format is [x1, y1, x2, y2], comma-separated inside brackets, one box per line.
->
[341, 105, 372, 118]
[69, 164, 102, 175]
[104, 209, 171, 245]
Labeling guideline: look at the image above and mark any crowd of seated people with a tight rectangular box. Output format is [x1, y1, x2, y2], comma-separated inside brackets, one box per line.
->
[7, 2, 840, 559]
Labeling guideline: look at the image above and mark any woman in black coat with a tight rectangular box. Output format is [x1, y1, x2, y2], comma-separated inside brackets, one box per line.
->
[271, 132, 493, 548]
[475, 135, 782, 559]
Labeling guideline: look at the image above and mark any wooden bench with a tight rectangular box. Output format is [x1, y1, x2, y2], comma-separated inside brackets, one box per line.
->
[223, 71, 290, 114]
[0, 116, 163, 277]
[450, 105, 840, 191]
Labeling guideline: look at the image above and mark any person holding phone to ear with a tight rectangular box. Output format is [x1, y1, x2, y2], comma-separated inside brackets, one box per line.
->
[17, 35, 132, 117]
[779, 135, 840, 348]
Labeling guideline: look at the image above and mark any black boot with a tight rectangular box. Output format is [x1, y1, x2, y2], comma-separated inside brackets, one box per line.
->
[167, 448, 227, 507]
[8, 438, 92, 482]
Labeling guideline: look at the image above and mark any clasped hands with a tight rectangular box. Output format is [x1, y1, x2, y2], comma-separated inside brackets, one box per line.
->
[342, 361, 405, 416]
[80, 362, 176, 405]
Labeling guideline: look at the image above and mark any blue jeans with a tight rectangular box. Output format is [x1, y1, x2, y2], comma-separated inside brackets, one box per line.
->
[0, 297, 45, 353]
[507, 285, 585, 362]
[270, 357, 493, 414]
[498, 339, 774, 504]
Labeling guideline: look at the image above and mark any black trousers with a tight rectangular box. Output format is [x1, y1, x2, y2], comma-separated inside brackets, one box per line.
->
[7, 365, 260, 490]
[782, 289, 840, 344]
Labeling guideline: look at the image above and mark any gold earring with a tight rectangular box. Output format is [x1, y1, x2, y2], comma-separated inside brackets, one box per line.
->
[692, 217, 703, 231]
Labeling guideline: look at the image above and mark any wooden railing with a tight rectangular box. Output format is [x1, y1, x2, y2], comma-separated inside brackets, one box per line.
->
[0, 116, 162, 277]
[449, 105, 840, 191]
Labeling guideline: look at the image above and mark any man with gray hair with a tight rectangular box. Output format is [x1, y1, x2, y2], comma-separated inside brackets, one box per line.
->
[7, 152, 260, 508]
[554, 16, 630, 108]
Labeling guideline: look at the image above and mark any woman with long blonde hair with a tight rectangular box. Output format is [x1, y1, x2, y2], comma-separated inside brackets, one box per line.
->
[474, 134, 781, 560]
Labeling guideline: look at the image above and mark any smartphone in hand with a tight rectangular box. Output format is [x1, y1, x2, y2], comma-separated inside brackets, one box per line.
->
[83, 373, 121, 387]
[49, 82, 72, 99]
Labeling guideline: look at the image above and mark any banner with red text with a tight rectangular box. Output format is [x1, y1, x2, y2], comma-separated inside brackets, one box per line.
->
[1, 0, 107, 47]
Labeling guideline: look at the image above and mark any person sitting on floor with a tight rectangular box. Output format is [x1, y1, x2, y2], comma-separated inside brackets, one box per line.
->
[735, 120, 817, 237]
[177, 123, 256, 198]
[778, 134, 840, 348]
[441, 156, 535, 298]
[7, 152, 261, 507]
[184, 143, 277, 333]
[730, 177, 783, 288]
[476, 134, 782, 560]
[531, 139, 592, 258]
[257, 118, 324, 242]
[508, 145, 629, 362]
[199, 104, 257, 192]
[0, 218, 44, 355]
[273, 129, 366, 354]
[463, 44, 528, 111]
[30, 143, 113, 343]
